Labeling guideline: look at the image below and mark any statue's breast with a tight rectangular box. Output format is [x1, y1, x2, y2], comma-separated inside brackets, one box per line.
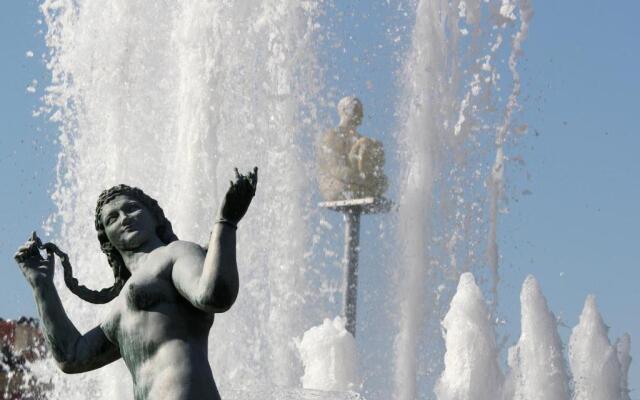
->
[124, 266, 178, 311]
[99, 253, 178, 346]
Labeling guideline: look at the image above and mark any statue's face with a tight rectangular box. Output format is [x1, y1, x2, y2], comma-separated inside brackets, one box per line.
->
[338, 98, 363, 125]
[101, 194, 158, 251]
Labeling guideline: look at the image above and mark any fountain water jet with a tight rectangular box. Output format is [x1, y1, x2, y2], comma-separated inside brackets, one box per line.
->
[434, 273, 503, 400]
[568, 295, 623, 400]
[503, 276, 569, 400]
[393, 0, 534, 397]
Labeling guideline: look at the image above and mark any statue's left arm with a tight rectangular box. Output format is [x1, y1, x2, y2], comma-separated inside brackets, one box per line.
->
[172, 167, 257, 313]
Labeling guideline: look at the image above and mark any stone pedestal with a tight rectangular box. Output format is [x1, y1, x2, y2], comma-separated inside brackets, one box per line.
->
[319, 197, 392, 336]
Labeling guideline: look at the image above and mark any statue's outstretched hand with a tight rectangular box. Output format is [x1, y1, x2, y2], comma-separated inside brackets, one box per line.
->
[14, 232, 55, 288]
[219, 167, 258, 226]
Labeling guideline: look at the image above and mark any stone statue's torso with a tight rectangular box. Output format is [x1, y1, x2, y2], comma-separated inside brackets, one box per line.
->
[328, 127, 360, 157]
[317, 125, 388, 201]
[101, 242, 219, 400]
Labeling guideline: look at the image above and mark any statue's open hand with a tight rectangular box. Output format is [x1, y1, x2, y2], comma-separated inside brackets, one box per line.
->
[219, 167, 258, 225]
[14, 232, 55, 288]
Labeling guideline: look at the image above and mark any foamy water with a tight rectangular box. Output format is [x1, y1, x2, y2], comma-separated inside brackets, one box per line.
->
[504, 276, 569, 400]
[569, 296, 624, 400]
[438, 274, 630, 400]
[434, 273, 503, 400]
[296, 317, 358, 392]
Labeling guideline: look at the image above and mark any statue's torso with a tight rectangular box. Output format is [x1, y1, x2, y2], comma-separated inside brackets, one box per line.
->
[318, 127, 388, 200]
[101, 243, 219, 400]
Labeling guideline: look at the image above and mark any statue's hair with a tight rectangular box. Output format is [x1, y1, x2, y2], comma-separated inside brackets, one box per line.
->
[63, 185, 178, 304]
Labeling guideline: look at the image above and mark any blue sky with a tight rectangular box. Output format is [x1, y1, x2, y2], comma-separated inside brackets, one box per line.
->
[1, 0, 57, 317]
[1, 0, 639, 396]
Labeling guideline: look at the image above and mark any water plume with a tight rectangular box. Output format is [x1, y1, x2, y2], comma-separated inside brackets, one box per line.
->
[296, 317, 358, 392]
[503, 276, 569, 400]
[434, 273, 503, 400]
[568, 295, 622, 400]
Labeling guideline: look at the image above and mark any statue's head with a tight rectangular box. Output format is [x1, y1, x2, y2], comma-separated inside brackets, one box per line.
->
[63, 185, 178, 304]
[95, 184, 178, 273]
[337, 96, 363, 126]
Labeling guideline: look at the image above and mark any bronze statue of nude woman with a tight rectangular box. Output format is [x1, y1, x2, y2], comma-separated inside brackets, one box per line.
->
[13, 167, 258, 400]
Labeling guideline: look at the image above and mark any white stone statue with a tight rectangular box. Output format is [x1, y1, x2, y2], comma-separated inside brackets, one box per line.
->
[317, 96, 388, 201]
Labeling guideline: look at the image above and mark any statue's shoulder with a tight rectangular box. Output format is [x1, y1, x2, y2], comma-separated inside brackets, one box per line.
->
[320, 128, 347, 152]
[167, 240, 206, 258]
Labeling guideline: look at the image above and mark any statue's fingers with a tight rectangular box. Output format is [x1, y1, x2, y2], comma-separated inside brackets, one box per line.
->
[234, 168, 241, 180]
[45, 248, 55, 267]
[245, 181, 254, 197]
[14, 250, 25, 262]
[20, 240, 39, 255]
[228, 180, 239, 196]
[250, 167, 258, 188]
[32, 231, 44, 248]
[236, 178, 249, 195]
[16, 243, 32, 253]
[14, 247, 35, 262]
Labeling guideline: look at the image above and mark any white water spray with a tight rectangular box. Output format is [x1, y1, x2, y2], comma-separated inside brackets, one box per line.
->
[434, 273, 503, 400]
[504, 276, 569, 400]
[392, 0, 444, 396]
[41, 0, 323, 397]
[296, 317, 358, 392]
[393, 0, 534, 397]
[487, 0, 533, 302]
[568, 295, 622, 400]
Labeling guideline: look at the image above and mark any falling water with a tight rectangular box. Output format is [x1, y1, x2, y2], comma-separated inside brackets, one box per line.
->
[393, 0, 533, 397]
[41, 0, 325, 398]
[487, 0, 533, 299]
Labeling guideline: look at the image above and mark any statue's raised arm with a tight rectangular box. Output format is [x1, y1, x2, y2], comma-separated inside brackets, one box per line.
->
[172, 167, 258, 313]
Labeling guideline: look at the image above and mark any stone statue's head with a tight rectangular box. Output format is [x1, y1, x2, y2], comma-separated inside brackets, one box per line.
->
[64, 185, 178, 304]
[337, 96, 363, 126]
